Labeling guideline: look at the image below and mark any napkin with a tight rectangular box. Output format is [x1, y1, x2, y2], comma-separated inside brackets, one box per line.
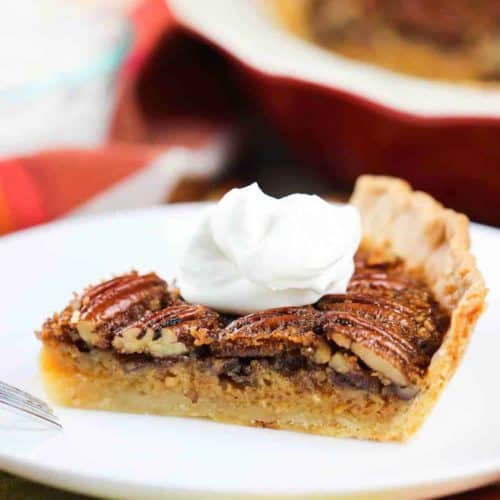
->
[0, 0, 235, 236]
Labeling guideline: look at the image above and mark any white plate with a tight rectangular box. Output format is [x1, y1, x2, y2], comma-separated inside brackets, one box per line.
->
[168, 0, 500, 118]
[0, 205, 499, 499]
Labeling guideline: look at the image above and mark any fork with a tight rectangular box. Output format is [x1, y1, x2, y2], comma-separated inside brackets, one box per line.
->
[0, 380, 62, 429]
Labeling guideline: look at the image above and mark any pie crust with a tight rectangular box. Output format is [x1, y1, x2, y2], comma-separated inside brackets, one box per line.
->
[351, 176, 487, 438]
[38, 176, 487, 441]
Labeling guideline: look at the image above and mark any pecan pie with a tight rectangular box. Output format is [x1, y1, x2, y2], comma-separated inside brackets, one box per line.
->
[270, 0, 500, 81]
[37, 176, 486, 441]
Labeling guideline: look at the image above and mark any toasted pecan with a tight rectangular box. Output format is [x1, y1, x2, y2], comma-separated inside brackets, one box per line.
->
[317, 266, 446, 386]
[113, 304, 221, 357]
[211, 306, 321, 357]
[41, 272, 171, 349]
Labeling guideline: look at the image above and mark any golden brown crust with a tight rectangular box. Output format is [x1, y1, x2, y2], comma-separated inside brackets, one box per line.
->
[350, 175, 487, 439]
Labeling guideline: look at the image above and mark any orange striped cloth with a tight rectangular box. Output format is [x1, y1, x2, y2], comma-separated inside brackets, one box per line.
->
[0, 0, 233, 236]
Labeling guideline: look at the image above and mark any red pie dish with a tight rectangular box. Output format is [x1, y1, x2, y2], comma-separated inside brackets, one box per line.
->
[168, 0, 500, 225]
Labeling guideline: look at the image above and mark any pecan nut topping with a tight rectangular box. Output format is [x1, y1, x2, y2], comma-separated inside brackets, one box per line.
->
[39, 255, 448, 399]
[317, 264, 446, 387]
[113, 304, 221, 357]
[61, 272, 169, 349]
[212, 306, 321, 357]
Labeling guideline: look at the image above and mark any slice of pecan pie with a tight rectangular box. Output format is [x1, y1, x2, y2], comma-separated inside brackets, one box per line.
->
[37, 176, 486, 441]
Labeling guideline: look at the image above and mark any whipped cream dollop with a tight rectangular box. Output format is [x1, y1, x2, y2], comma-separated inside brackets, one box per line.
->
[178, 184, 361, 314]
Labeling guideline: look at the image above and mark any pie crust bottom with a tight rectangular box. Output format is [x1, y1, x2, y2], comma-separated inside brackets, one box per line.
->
[41, 341, 413, 441]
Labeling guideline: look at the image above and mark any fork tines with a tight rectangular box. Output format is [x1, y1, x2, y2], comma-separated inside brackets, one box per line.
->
[0, 380, 62, 429]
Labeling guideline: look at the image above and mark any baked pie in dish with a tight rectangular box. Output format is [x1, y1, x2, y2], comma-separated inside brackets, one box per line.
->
[37, 176, 486, 441]
[271, 0, 500, 81]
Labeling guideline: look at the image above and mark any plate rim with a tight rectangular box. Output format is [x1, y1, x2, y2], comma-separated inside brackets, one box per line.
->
[1, 205, 499, 499]
[1, 439, 499, 498]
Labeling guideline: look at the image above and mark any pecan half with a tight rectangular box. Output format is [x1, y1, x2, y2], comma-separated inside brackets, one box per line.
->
[318, 282, 444, 387]
[113, 304, 221, 357]
[71, 272, 170, 349]
[212, 306, 321, 357]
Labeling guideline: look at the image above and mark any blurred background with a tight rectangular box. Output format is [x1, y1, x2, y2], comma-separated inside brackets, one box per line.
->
[0, 0, 498, 239]
[1, 1, 499, 497]
[0, 0, 335, 238]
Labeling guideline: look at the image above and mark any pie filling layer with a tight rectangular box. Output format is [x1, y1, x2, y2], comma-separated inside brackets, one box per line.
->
[39, 252, 449, 401]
